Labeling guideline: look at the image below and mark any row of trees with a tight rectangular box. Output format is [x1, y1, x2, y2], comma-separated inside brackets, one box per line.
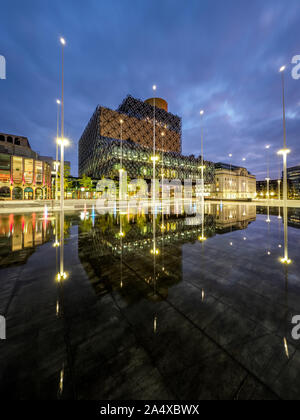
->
[57, 169, 94, 194]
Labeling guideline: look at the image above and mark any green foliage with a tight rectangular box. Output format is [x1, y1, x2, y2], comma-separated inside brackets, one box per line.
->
[79, 174, 93, 191]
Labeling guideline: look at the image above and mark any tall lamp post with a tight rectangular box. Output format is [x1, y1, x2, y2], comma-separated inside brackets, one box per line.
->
[198, 110, 206, 242]
[59, 37, 66, 212]
[265, 145, 271, 201]
[152, 85, 157, 207]
[200, 110, 205, 195]
[228, 153, 233, 199]
[55, 99, 61, 201]
[278, 65, 291, 264]
[119, 118, 125, 202]
[161, 131, 165, 205]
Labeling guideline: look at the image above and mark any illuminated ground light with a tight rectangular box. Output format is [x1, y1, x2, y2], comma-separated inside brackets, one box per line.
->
[198, 236, 207, 242]
[151, 248, 160, 255]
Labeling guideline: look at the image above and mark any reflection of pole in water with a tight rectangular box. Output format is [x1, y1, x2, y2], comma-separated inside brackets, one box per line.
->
[57, 210, 67, 282]
[278, 66, 291, 265]
[120, 214, 124, 289]
[266, 204, 271, 224]
[280, 201, 291, 265]
[283, 265, 290, 359]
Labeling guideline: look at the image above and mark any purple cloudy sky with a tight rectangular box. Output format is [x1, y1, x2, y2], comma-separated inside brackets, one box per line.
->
[0, 0, 299, 179]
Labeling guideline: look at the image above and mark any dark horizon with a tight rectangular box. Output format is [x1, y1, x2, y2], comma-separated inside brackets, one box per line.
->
[1, 0, 300, 180]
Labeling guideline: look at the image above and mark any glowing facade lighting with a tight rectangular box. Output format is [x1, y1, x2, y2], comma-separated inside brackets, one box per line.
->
[151, 156, 159, 162]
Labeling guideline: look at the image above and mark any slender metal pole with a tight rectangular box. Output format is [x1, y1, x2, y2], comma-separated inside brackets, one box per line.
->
[60, 43, 64, 214]
[120, 122, 123, 170]
[153, 97, 156, 206]
[266, 147, 270, 201]
[55, 102, 60, 201]
[280, 68, 290, 263]
[282, 71, 287, 149]
[60, 208, 64, 276]
[283, 153, 288, 260]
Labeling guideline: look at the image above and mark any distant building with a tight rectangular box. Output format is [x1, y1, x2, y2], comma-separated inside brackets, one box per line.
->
[38, 155, 71, 174]
[212, 163, 256, 200]
[0, 132, 52, 200]
[256, 178, 295, 199]
[0, 132, 38, 159]
[287, 166, 300, 198]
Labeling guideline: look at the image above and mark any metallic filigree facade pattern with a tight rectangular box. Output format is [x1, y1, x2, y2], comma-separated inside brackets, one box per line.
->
[79, 95, 215, 186]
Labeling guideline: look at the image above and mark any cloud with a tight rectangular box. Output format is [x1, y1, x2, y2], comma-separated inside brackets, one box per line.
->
[0, 0, 300, 179]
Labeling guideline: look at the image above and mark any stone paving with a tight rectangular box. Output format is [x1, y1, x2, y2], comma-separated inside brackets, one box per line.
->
[0, 209, 300, 400]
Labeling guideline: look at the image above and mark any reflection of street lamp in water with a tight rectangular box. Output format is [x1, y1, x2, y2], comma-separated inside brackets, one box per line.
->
[56, 210, 67, 282]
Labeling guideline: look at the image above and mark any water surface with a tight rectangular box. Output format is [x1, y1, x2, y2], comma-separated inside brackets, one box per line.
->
[0, 204, 300, 400]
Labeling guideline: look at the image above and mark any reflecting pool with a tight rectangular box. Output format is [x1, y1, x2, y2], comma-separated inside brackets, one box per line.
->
[0, 203, 300, 400]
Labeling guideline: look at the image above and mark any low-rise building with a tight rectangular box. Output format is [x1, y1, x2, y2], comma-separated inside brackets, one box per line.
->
[0, 133, 52, 200]
[211, 163, 256, 200]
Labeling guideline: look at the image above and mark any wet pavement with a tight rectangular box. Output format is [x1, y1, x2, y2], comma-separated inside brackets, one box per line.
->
[0, 204, 300, 400]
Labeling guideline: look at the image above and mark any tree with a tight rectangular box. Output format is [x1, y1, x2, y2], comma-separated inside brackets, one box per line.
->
[79, 174, 93, 192]
[58, 166, 73, 198]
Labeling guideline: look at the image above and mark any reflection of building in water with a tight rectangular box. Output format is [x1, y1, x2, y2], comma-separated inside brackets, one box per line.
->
[203, 203, 256, 232]
[78, 205, 256, 301]
[288, 208, 300, 228]
[78, 212, 215, 302]
[0, 214, 53, 267]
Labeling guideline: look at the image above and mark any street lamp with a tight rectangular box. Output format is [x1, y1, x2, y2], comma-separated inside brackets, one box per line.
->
[152, 85, 157, 205]
[200, 110, 205, 196]
[55, 99, 61, 201]
[229, 154, 233, 199]
[265, 145, 271, 201]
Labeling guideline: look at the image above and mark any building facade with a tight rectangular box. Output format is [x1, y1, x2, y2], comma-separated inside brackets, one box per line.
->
[287, 166, 300, 198]
[79, 95, 215, 187]
[79, 95, 256, 200]
[211, 163, 256, 200]
[0, 133, 52, 200]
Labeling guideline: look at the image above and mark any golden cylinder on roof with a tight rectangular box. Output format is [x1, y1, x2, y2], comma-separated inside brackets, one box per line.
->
[145, 98, 168, 112]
